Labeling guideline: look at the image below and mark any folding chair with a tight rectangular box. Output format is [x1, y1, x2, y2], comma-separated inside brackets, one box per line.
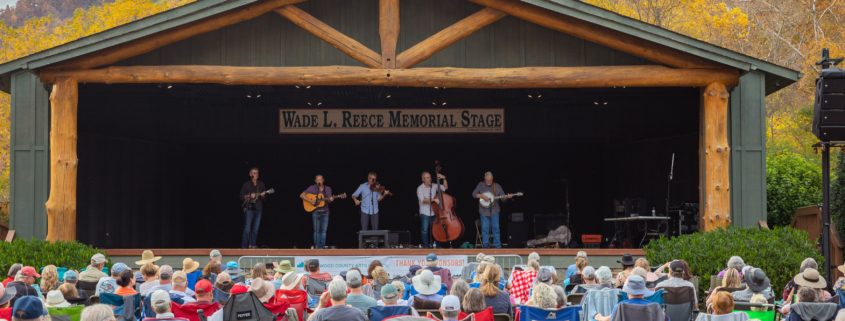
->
[172, 302, 221, 321]
[517, 305, 580, 321]
[732, 302, 776, 321]
[662, 287, 696, 321]
[368, 305, 412, 321]
[100, 293, 142, 321]
[566, 293, 584, 305]
[48, 305, 85, 321]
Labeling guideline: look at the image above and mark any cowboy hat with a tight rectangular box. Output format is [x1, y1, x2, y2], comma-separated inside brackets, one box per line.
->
[135, 250, 162, 266]
[281, 272, 303, 291]
[794, 268, 827, 289]
[45, 290, 71, 308]
[745, 268, 771, 293]
[412, 269, 442, 296]
[617, 254, 635, 266]
[182, 258, 200, 274]
[274, 260, 294, 274]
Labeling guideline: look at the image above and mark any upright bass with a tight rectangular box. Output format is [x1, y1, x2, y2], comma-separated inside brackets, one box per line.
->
[431, 161, 464, 244]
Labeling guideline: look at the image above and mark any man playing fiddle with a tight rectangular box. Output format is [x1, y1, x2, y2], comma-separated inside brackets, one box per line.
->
[352, 171, 391, 231]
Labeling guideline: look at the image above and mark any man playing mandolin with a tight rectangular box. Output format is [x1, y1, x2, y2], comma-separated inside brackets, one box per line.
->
[300, 174, 339, 249]
[417, 171, 448, 248]
[472, 171, 512, 249]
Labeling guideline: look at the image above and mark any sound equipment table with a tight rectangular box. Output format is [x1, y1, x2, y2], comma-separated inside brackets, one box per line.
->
[604, 216, 670, 247]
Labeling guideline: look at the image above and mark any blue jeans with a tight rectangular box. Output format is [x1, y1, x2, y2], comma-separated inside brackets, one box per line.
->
[313, 211, 329, 248]
[242, 209, 262, 248]
[420, 214, 432, 247]
[479, 211, 501, 248]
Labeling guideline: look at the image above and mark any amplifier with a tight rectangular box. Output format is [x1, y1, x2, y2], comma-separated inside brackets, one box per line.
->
[358, 230, 410, 248]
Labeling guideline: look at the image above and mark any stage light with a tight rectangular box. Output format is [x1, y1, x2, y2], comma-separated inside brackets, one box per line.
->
[256, 94, 262, 98]
[166, 84, 173, 89]
[246, 94, 252, 98]
[385, 94, 392, 99]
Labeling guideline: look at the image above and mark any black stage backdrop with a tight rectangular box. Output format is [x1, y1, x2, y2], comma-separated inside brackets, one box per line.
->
[76, 85, 699, 248]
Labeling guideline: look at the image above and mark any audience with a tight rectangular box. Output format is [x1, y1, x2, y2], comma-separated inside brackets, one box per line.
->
[13, 296, 46, 321]
[596, 275, 666, 321]
[553, 285, 567, 308]
[377, 283, 418, 317]
[345, 269, 377, 314]
[656, 260, 697, 301]
[437, 295, 461, 321]
[79, 254, 108, 283]
[44, 290, 71, 308]
[309, 277, 366, 321]
[0, 283, 15, 320]
[595, 266, 616, 289]
[696, 291, 748, 321]
[202, 260, 222, 285]
[565, 251, 588, 279]
[366, 266, 390, 299]
[732, 268, 773, 302]
[58, 283, 78, 301]
[170, 271, 195, 303]
[81, 304, 115, 321]
[615, 254, 635, 287]
[526, 283, 557, 309]
[479, 261, 511, 316]
[138, 263, 159, 295]
[95, 262, 128, 296]
[449, 279, 469, 306]
[39, 265, 59, 292]
[634, 258, 659, 282]
[568, 257, 588, 285]
[143, 265, 173, 296]
[572, 266, 598, 293]
[719, 256, 745, 278]
[782, 258, 817, 301]
[150, 289, 176, 319]
[8, 267, 39, 305]
[409, 269, 443, 308]
[3, 264, 21, 287]
[114, 269, 137, 296]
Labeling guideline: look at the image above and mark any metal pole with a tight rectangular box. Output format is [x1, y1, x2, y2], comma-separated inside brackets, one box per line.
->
[822, 143, 832, 280]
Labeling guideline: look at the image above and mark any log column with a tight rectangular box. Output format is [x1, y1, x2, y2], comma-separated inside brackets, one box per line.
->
[45, 77, 78, 241]
[700, 82, 731, 231]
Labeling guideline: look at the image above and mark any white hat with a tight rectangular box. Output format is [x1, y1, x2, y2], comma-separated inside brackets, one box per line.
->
[151, 290, 171, 311]
[45, 290, 70, 308]
[412, 270, 442, 296]
[281, 272, 303, 291]
[441, 295, 461, 312]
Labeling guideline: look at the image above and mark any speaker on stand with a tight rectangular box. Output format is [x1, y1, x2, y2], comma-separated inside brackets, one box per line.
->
[507, 212, 528, 248]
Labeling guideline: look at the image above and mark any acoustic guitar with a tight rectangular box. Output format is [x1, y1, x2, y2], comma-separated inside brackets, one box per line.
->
[303, 193, 346, 213]
[242, 188, 275, 208]
[479, 192, 523, 208]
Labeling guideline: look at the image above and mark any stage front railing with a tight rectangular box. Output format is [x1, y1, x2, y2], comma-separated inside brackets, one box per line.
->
[490, 254, 524, 271]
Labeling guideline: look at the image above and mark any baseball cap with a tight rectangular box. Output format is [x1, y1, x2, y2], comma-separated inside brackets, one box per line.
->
[407, 265, 422, 277]
[225, 261, 240, 275]
[91, 253, 108, 264]
[306, 259, 319, 269]
[20, 266, 40, 278]
[173, 271, 187, 284]
[582, 266, 596, 279]
[670, 260, 685, 273]
[159, 265, 174, 279]
[441, 295, 461, 312]
[210, 249, 222, 259]
[63, 270, 78, 282]
[230, 284, 249, 295]
[111, 262, 130, 275]
[346, 269, 362, 288]
[536, 268, 554, 283]
[12, 296, 45, 319]
[576, 251, 588, 258]
[151, 290, 171, 311]
[483, 171, 493, 178]
[426, 253, 438, 262]
[195, 279, 213, 294]
[380, 283, 399, 300]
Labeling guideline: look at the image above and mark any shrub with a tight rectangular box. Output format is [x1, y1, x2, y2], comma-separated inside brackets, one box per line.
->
[644, 227, 822, 300]
[0, 240, 104, 274]
[831, 150, 845, 240]
[766, 152, 822, 227]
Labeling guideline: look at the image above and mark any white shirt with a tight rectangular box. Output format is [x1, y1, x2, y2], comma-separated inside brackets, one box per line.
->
[417, 183, 446, 216]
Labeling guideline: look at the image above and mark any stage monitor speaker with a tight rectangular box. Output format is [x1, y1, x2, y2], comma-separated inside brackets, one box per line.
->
[533, 214, 563, 237]
[508, 221, 528, 248]
[358, 230, 410, 248]
[814, 67, 845, 141]
[510, 212, 524, 223]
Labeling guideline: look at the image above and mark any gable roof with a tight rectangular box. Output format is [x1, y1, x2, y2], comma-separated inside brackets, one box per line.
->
[0, 0, 801, 93]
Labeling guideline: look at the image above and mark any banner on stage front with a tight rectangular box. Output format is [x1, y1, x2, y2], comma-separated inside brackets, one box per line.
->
[293, 255, 468, 277]
[279, 108, 504, 134]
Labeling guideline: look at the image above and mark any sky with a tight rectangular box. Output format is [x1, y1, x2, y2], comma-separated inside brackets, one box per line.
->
[0, 0, 14, 8]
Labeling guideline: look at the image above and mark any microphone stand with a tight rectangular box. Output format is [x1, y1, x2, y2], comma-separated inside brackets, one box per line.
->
[666, 153, 675, 231]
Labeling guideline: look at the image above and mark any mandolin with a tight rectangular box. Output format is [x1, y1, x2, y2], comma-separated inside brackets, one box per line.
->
[303, 193, 347, 213]
[479, 192, 523, 208]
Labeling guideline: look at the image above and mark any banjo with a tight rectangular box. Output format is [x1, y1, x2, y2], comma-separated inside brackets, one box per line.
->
[479, 192, 523, 208]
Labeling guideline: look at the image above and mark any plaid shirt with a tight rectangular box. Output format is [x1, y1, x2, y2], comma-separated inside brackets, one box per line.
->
[509, 269, 537, 304]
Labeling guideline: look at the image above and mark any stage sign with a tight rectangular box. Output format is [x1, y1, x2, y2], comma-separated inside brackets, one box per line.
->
[279, 108, 504, 134]
[294, 255, 468, 277]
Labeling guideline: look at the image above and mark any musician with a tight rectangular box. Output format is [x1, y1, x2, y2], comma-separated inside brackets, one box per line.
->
[352, 171, 390, 231]
[417, 171, 448, 248]
[240, 167, 266, 249]
[300, 175, 334, 249]
[472, 171, 511, 249]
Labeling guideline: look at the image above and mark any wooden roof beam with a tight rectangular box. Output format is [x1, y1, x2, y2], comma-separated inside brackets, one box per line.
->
[396, 7, 506, 68]
[469, 0, 722, 69]
[51, 0, 308, 70]
[276, 5, 382, 68]
[39, 65, 739, 88]
[379, 0, 400, 68]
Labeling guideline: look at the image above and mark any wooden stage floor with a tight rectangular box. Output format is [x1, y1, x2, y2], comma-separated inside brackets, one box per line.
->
[103, 248, 644, 257]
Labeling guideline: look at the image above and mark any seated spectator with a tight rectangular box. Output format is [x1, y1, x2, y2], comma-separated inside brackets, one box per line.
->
[304, 259, 332, 296]
[749, 294, 768, 311]
[572, 266, 598, 294]
[169, 271, 196, 303]
[435, 295, 462, 321]
[13, 296, 47, 321]
[631, 267, 649, 285]
[400, 265, 421, 291]
[58, 283, 78, 301]
[3, 265, 21, 287]
[615, 254, 635, 287]
[461, 288, 491, 320]
[594, 266, 616, 290]
[695, 291, 748, 321]
[656, 261, 697, 301]
[409, 269, 443, 308]
[370, 283, 417, 319]
[201, 261, 221, 286]
[214, 272, 232, 292]
[114, 270, 137, 296]
[565, 251, 588, 279]
[509, 259, 539, 304]
[224, 261, 243, 284]
[634, 258, 659, 282]
[180, 258, 201, 291]
[62, 270, 78, 287]
[708, 268, 743, 308]
[144, 265, 173, 297]
[8, 267, 39, 305]
[449, 280, 469, 306]
[149, 290, 179, 320]
[782, 258, 818, 301]
[732, 268, 773, 302]
[528, 252, 557, 277]
[40, 266, 59, 292]
[526, 283, 557, 309]
[0, 283, 16, 320]
[138, 263, 160, 295]
[792, 268, 831, 301]
[425, 254, 453, 292]
[309, 277, 366, 321]
[786, 287, 839, 321]
[79, 254, 108, 283]
[184, 280, 214, 306]
[536, 268, 555, 286]
[479, 263, 511, 316]
[553, 286, 566, 308]
[364, 266, 390, 299]
[44, 290, 71, 308]
[248, 278, 287, 316]
[568, 257, 588, 285]
[96, 262, 128, 296]
[718, 256, 745, 278]
[596, 275, 667, 321]
[345, 269, 376, 314]
[81, 304, 115, 321]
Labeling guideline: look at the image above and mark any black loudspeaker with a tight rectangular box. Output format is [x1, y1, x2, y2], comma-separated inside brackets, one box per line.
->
[508, 221, 528, 248]
[814, 68, 845, 141]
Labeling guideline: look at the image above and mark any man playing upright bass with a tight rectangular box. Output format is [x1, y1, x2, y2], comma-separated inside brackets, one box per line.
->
[417, 171, 448, 248]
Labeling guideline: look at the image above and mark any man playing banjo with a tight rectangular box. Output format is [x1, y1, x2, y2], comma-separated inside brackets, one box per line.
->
[472, 171, 514, 249]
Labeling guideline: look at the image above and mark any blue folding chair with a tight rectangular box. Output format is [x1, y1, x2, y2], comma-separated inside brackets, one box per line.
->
[100, 293, 142, 321]
[368, 305, 412, 321]
[518, 305, 581, 321]
[618, 288, 664, 305]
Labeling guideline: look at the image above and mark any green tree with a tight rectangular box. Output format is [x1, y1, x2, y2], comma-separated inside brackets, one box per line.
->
[766, 151, 822, 226]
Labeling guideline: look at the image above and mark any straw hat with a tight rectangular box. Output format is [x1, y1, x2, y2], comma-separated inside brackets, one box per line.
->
[793, 268, 826, 289]
[249, 278, 275, 303]
[281, 272, 303, 291]
[412, 269, 442, 296]
[135, 250, 162, 266]
[182, 258, 200, 274]
[274, 260, 294, 274]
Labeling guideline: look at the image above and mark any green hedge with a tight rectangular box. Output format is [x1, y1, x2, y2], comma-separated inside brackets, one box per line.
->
[644, 227, 822, 296]
[0, 240, 104, 273]
[766, 152, 822, 227]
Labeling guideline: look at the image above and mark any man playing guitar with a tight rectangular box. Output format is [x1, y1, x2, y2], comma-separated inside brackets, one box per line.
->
[417, 171, 448, 248]
[352, 171, 391, 231]
[472, 171, 512, 249]
[240, 167, 268, 249]
[300, 175, 337, 249]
